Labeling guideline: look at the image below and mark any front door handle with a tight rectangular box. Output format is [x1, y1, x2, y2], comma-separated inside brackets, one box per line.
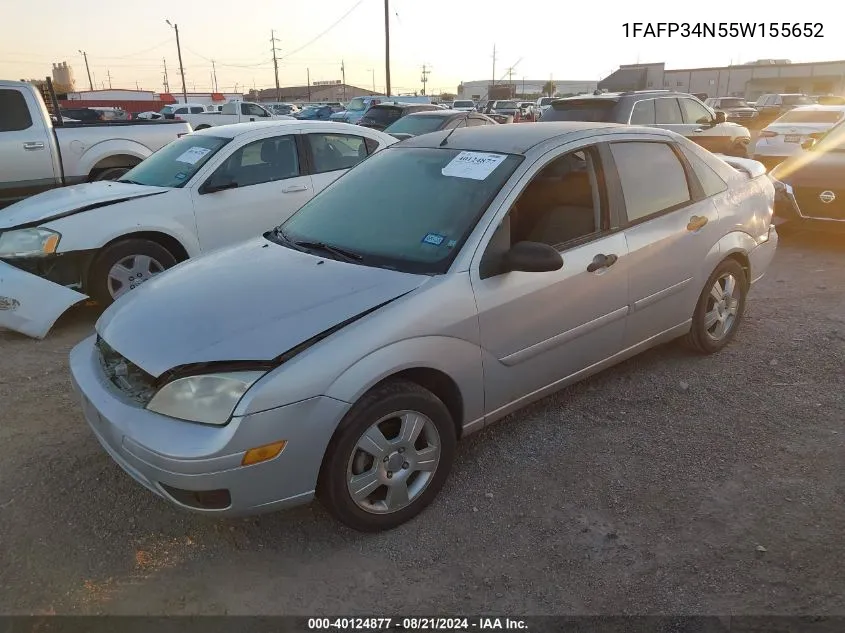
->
[282, 184, 308, 193]
[587, 253, 618, 273]
[687, 215, 709, 231]
[23, 142, 45, 151]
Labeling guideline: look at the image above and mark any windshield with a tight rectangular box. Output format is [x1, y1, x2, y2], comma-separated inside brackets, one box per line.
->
[783, 95, 814, 106]
[118, 135, 229, 188]
[494, 101, 518, 109]
[277, 147, 522, 274]
[453, 100, 474, 108]
[776, 110, 844, 124]
[159, 105, 176, 115]
[542, 99, 616, 122]
[347, 97, 368, 111]
[719, 98, 750, 108]
[362, 107, 402, 123]
[539, 98, 554, 106]
[384, 115, 450, 135]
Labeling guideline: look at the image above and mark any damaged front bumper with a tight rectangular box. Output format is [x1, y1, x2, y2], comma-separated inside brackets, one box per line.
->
[0, 260, 87, 338]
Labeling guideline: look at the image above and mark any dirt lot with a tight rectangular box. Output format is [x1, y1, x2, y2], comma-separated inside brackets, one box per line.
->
[1, 230, 843, 616]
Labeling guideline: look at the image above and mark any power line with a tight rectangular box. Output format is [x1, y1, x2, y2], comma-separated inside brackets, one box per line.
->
[279, 0, 365, 61]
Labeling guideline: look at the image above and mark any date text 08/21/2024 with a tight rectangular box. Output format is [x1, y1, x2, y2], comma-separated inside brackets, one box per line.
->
[622, 22, 824, 37]
[307, 618, 529, 631]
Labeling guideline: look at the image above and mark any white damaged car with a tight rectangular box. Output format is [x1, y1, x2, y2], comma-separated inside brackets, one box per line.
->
[0, 121, 396, 338]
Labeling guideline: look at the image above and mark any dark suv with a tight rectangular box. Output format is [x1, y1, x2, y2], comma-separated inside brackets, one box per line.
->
[539, 90, 751, 156]
[358, 103, 440, 131]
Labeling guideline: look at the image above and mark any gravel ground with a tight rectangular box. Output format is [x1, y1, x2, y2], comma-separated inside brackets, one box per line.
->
[0, 229, 843, 616]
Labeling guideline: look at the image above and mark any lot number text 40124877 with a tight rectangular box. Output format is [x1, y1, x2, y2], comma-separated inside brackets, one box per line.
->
[622, 22, 824, 38]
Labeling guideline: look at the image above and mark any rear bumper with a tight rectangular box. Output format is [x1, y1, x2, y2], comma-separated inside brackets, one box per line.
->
[773, 182, 845, 229]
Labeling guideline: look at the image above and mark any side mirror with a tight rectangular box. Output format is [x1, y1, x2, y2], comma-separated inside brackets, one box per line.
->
[503, 241, 563, 273]
[201, 178, 238, 194]
[714, 111, 727, 124]
[801, 138, 816, 150]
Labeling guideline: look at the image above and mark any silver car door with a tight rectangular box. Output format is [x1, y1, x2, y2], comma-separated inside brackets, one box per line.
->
[605, 139, 722, 347]
[470, 143, 630, 416]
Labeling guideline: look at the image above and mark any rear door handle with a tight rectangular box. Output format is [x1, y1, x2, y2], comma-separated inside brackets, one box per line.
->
[687, 215, 709, 232]
[23, 142, 45, 151]
[587, 253, 618, 273]
[282, 184, 308, 193]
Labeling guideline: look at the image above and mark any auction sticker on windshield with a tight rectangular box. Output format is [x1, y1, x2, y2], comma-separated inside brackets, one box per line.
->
[442, 151, 507, 180]
[175, 147, 212, 165]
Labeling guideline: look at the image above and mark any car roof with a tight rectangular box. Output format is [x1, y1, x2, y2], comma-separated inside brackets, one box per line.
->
[190, 120, 379, 139]
[401, 109, 465, 117]
[785, 104, 845, 112]
[395, 121, 625, 154]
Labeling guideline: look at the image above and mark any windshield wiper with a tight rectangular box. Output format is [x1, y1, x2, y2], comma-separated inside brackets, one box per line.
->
[268, 228, 362, 262]
[117, 179, 144, 185]
[292, 240, 363, 262]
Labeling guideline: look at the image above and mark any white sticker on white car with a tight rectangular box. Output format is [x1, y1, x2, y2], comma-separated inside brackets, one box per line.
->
[175, 146, 212, 165]
[441, 151, 507, 180]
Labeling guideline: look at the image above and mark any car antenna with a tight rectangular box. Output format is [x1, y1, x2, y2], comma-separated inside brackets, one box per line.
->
[440, 113, 470, 146]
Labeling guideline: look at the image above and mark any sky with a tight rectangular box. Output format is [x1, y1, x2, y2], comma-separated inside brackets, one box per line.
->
[1, 0, 843, 96]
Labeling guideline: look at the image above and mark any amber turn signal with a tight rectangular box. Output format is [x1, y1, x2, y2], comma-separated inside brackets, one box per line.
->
[242, 440, 287, 466]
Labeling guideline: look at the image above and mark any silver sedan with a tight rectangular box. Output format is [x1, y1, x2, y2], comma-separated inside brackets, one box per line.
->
[70, 122, 779, 531]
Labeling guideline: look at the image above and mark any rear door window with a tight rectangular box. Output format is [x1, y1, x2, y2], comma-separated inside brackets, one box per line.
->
[654, 98, 684, 124]
[610, 141, 691, 222]
[678, 98, 713, 125]
[630, 99, 656, 124]
[0, 89, 33, 132]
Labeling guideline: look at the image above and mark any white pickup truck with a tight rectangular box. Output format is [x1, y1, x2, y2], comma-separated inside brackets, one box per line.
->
[0, 80, 193, 209]
[179, 100, 293, 130]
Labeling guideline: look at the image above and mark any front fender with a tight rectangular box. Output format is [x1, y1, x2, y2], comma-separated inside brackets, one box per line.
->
[77, 139, 153, 176]
[325, 336, 485, 432]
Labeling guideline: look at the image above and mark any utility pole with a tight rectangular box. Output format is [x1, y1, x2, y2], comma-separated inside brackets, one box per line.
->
[78, 50, 94, 91]
[211, 60, 218, 92]
[368, 68, 375, 93]
[549, 72, 553, 97]
[136, 81, 140, 90]
[162, 58, 170, 93]
[506, 66, 514, 88]
[522, 76, 525, 97]
[341, 60, 346, 101]
[491, 44, 497, 88]
[384, 0, 391, 96]
[106, 69, 113, 89]
[270, 30, 281, 102]
[307, 68, 312, 101]
[166, 20, 188, 104]
[420, 64, 430, 96]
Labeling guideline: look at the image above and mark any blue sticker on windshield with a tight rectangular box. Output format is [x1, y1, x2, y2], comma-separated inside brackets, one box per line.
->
[421, 233, 445, 246]
[174, 172, 187, 180]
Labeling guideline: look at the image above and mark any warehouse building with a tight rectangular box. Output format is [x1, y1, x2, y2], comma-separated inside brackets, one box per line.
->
[457, 78, 598, 101]
[599, 60, 845, 100]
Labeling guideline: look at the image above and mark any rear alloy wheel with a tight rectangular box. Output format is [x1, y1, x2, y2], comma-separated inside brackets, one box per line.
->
[88, 239, 177, 306]
[318, 380, 456, 531]
[684, 259, 747, 354]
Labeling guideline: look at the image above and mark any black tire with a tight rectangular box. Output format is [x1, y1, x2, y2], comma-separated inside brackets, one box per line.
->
[88, 239, 178, 306]
[317, 380, 457, 532]
[683, 259, 748, 354]
[93, 166, 130, 181]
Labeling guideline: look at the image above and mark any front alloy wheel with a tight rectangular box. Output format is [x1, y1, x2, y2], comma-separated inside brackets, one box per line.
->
[319, 380, 457, 531]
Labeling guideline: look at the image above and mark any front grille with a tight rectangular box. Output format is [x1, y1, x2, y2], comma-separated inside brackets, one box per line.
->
[731, 111, 754, 118]
[793, 187, 845, 221]
[96, 336, 157, 405]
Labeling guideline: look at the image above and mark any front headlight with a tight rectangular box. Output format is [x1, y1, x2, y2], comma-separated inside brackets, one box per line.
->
[0, 228, 61, 258]
[146, 371, 266, 425]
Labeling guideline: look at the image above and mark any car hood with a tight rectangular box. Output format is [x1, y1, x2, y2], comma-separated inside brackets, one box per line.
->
[96, 237, 428, 377]
[0, 181, 168, 230]
[771, 150, 845, 188]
